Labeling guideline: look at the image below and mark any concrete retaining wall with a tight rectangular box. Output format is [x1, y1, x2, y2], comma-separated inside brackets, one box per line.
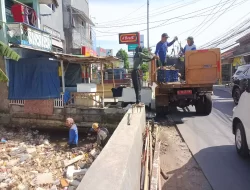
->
[1, 105, 126, 130]
[78, 107, 146, 190]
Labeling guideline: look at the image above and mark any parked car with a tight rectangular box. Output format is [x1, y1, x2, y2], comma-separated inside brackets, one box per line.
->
[232, 64, 250, 105]
[232, 84, 250, 158]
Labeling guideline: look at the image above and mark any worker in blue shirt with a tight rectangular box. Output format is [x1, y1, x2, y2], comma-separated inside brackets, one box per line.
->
[65, 118, 78, 148]
[181, 36, 196, 54]
[155, 33, 178, 67]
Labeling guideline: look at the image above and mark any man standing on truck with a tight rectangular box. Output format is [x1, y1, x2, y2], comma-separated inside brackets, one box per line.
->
[155, 33, 178, 67]
[181, 36, 196, 55]
[132, 46, 155, 106]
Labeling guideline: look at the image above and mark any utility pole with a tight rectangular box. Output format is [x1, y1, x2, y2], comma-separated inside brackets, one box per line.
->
[147, 0, 149, 49]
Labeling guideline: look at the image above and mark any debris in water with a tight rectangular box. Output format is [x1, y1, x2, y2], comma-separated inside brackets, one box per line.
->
[0, 128, 100, 189]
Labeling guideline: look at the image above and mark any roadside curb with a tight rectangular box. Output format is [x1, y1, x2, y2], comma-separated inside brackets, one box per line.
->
[168, 114, 214, 190]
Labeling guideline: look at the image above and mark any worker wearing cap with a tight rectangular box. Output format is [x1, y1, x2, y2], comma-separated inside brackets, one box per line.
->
[181, 36, 196, 54]
[65, 118, 78, 149]
[132, 46, 155, 106]
[92, 123, 110, 147]
[155, 33, 178, 67]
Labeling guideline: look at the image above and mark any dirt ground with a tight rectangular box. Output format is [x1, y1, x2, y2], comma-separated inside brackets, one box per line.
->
[158, 121, 212, 190]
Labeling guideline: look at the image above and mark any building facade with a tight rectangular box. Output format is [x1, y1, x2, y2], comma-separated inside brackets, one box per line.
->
[221, 33, 250, 83]
[62, 0, 95, 54]
[40, 2, 65, 52]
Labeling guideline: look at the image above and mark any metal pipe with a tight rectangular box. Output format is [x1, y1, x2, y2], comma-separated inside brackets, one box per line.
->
[144, 128, 150, 190]
[149, 129, 153, 179]
[147, 0, 149, 49]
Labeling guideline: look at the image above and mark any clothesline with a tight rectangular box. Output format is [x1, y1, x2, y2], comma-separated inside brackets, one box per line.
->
[12, 0, 33, 10]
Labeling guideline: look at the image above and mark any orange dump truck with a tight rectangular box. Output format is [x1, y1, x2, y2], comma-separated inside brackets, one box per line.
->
[151, 48, 221, 115]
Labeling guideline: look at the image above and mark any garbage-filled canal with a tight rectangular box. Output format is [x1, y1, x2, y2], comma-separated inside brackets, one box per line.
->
[0, 127, 100, 190]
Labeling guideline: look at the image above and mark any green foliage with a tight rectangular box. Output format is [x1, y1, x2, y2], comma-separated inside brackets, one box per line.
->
[116, 49, 129, 69]
[143, 72, 149, 81]
[142, 48, 150, 56]
[141, 63, 149, 73]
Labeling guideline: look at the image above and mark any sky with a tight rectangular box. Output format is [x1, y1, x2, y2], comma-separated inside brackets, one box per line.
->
[89, 0, 250, 55]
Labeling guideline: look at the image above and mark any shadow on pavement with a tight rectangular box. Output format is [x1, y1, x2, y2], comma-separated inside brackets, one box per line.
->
[162, 145, 250, 190]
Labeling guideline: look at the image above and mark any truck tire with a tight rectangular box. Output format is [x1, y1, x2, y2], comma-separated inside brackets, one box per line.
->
[195, 97, 204, 115]
[195, 94, 212, 115]
[156, 106, 168, 117]
[204, 94, 212, 115]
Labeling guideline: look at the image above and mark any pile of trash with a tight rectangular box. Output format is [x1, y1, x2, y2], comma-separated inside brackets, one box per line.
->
[0, 128, 100, 190]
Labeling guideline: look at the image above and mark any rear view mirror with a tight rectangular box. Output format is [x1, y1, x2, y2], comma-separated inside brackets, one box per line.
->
[246, 79, 250, 93]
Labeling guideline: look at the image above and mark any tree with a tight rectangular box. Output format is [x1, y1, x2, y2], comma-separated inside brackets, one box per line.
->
[140, 63, 149, 73]
[116, 49, 129, 69]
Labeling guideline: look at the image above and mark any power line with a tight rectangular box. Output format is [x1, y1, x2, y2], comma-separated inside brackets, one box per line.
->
[191, 0, 224, 36]
[98, 3, 147, 25]
[95, 0, 247, 37]
[95, 0, 236, 29]
[96, 0, 187, 26]
[96, 0, 201, 27]
[195, 0, 238, 37]
[200, 17, 250, 49]
[204, 12, 250, 47]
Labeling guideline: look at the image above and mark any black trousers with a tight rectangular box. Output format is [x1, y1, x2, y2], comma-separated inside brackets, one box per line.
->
[131, 69, 141, 104]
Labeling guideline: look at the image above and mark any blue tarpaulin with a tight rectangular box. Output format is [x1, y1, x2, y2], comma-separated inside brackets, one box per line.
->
[8, 58, 60, 100]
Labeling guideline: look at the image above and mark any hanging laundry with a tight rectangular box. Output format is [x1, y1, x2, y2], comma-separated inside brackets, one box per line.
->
[24, 6, 29, 25]
[28, 9, 37, 26]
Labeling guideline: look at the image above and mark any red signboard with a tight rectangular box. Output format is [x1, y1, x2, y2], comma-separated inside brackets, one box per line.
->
[119, 32, 140, 44]
[82, 46, 97, 56]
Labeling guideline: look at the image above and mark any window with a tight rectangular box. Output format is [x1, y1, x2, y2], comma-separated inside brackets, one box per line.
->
[47, 4, 55, 12]
[246, 68, 250, 77]
[235, 66, 248, 75]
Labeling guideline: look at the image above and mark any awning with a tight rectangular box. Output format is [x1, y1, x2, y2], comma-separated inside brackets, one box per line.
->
[54, 53, 119, 64]
[9, 44, 119, 65]
[71, 7, 95, 26]
[232, 52, 250, 58]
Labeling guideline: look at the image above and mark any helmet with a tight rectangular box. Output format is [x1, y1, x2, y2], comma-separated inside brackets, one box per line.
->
[92, 123, 99, 130]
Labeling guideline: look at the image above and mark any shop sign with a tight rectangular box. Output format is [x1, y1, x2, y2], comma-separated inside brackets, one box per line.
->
[97, 47, 106, 56]
[82, 46, 97, 56]
[106, 49, 113, 56]
[27, 28, 52, 51]
[119, 32, 140, 44]
[128, 44, 138, 52]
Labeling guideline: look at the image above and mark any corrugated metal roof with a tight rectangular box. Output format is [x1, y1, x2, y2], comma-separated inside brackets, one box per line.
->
[10, 44, 118, 64]
[54, 53, 118, 64]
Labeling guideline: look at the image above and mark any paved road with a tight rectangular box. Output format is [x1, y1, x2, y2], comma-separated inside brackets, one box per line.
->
[170, 89, 250, 190]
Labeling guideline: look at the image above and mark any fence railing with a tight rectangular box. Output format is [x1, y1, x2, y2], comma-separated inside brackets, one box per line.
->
[68, 92, 103, 108]
[54, 94, 64, 108]
[9, 99, 25, 106]
[6, 22, 52, 51]
[9, 94, 64, 108]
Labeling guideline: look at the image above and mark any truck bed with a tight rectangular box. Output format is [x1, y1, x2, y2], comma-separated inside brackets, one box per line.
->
[156, 81, 214, 89]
